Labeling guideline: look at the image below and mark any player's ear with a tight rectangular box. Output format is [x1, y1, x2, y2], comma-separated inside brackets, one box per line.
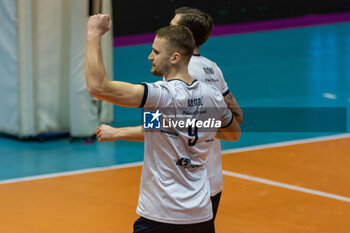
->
[170, 52, 181, 64]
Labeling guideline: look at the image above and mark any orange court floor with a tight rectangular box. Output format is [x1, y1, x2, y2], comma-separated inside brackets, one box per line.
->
[0, 136, 349, 233]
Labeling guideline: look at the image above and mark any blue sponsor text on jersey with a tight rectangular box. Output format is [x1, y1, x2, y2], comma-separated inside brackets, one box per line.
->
[203, 67, 214, 75]
[187, 97, 203, 107]
[176, 158, 202, 170]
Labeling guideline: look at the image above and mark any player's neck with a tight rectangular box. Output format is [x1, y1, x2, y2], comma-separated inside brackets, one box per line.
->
[193, 47, 199, 55]
[164, 67, 194, 85]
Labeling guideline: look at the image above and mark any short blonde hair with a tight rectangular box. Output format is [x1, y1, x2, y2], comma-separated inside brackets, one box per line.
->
[156, 25, 195, 61]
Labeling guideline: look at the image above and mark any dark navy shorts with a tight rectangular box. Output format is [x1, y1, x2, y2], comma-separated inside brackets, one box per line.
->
[210, 192, 222, 221]
[133, 216, 215, 233]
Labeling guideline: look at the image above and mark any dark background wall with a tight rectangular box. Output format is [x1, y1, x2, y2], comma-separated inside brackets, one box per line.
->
[111, 0, 350, 36]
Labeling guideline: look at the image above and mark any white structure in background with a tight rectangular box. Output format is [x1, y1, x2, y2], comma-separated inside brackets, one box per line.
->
[0, 0, 113, 138]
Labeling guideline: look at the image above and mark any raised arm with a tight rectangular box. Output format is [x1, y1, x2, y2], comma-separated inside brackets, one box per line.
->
[85, 14, 144, 107]
[96, 124, 144, 142]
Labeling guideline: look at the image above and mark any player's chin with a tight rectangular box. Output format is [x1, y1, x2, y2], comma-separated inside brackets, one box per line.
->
[151, 69, 163, 77]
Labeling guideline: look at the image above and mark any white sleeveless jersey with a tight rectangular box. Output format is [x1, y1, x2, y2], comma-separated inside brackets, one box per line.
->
[137, 79, 233, 224]
[189, 55, 229, 195]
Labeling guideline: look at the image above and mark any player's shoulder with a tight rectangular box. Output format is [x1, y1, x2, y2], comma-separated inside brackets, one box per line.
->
[146, 80, 169, 88]
[151, 79, 196, 93]
[191, 54, 220, 67]
[143, 80, 174, 95]
[197, 79, 222, 98]
[191, 54, 214, 66]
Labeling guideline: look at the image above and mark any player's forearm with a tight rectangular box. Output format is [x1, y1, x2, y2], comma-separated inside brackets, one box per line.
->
[215, 119, 241, 141]
[215, 130, 240, 141]
[85, 35, 109, 97]
[96, 124, 145, 142]
[224, 92, 243, 124]
[85, 35, 144, 107]
[231, 107, 243, 125]
[118, 126, 145, 141]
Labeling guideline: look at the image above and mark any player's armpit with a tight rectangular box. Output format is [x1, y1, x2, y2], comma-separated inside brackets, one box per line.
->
[224, 91, 243, 124]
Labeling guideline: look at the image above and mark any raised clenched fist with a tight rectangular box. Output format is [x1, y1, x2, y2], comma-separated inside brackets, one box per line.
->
[87, 14, 112, 38]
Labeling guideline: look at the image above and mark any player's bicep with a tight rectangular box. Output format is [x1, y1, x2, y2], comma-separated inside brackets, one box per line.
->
[93, 81, 145, 107]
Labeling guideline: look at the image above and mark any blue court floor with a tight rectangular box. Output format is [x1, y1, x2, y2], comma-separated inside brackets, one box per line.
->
[1, 22, 349, 181]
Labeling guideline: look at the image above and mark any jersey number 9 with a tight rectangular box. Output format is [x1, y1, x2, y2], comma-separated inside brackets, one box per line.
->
[188, 125, 198, 146]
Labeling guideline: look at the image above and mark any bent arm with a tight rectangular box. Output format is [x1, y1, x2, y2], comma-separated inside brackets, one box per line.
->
[85, 16, 144, 108]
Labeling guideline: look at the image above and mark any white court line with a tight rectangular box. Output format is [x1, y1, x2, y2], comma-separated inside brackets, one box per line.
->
[1, 133, 349, 185]
[223, 170, 350, 203]
[222, 133, 350, 155]
[0, 162, 143, 185]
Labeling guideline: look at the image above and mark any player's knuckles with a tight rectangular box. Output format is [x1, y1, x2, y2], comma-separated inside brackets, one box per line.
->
[101, 14, 110, 20]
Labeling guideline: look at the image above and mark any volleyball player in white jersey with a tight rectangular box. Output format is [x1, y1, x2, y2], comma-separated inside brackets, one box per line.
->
[171, 8, 243, 221]
[86, 14, 241, 232]
[96, 7, 243, 221]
